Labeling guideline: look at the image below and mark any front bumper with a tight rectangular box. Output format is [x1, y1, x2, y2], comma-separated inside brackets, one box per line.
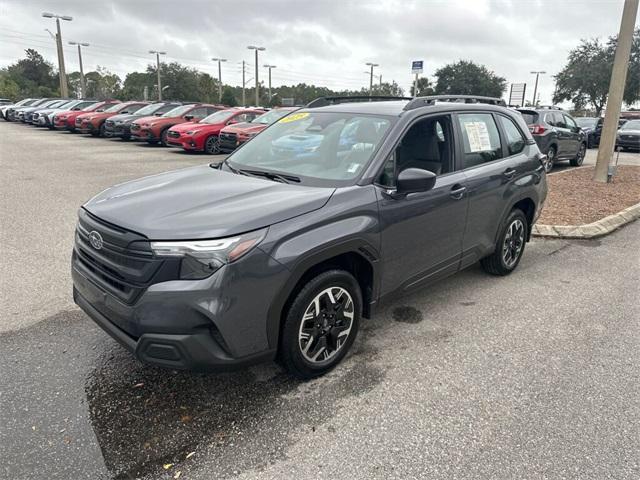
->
[617, 136, 640, 149]
[132, 128, 160, 142]
[166, 134, 201, 150]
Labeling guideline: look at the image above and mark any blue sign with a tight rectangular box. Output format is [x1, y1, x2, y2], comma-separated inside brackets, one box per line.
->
[412, 61, 424, 74]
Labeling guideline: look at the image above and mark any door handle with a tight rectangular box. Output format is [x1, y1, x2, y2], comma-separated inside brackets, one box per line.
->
[503, 168, 516, 179]
[450, 184, 466, 200]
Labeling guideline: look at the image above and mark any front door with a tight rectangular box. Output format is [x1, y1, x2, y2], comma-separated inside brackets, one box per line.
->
[376, 114, 468, 295]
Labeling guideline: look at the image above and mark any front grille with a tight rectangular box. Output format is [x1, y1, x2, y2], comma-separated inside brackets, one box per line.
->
[130, 124, 140, 132]
[75, 118, 82, 126]
[167, 130, 180, 138]
[73, 210, 169, 304]
[105, 120, 114, 127]
[32, 113, 40, 120]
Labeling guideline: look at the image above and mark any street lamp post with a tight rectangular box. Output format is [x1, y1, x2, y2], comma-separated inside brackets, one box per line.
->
[365, 62, 379, 97]
[69, 41, 89, 98]
[211, 58, 227, 103]
[247, 46, 265, 106]
[530, 71, 546, 106]
[42, 12, 72, 97]
[264, 64, 276, 101]
[149, 50, 166, 100]
[363, 71, 382, 86]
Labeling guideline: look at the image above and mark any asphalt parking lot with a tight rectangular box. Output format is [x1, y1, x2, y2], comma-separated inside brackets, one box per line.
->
[1, 122, 639, 479]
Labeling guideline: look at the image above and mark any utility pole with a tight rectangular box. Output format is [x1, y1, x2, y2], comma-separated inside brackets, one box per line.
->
[69, 41, 89, 98]
[264, 64, 276, 102]
[42, 12, 72, 97]
[365, 62, 379, 96]
[594, 0, 639, 182]
[247, 46, 265, 106]
[149, 50, 166, 100]
[530, 71, 545, 106]
[413, 73, 419, 97]
[241, 61, 246, 106]
[212, 58, 227, 103]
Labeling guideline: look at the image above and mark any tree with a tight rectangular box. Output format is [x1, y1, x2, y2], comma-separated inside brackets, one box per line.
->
[0, 71, 21, 99]
[553, 30, 640, 115]
[84, 67, 121, 99]
[433, 60, 506, 98]
[4, 49, 58, 97]
[410, 77, 434, 96]
[221, 87, 238, 106]
[371, 81, 405, 97]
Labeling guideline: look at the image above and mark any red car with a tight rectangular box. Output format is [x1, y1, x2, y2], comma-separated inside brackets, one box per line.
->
[75, 101, 148, 136]
[218, 107, 298, 152]
[130, 104, 223, 146]
[53, 100, 119, 132]
[167, 107, 266, 154]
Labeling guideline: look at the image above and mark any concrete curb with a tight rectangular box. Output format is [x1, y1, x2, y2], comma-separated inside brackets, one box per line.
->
[532, 202, 640, 239]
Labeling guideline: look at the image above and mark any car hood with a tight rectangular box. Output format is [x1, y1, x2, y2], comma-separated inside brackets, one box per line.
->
[222, 122, 267, 134]
[84, 164, 335, 240]
[618, 129, 640, 135]
[169, 121, 218, 133]
[108, 113, 144, 124]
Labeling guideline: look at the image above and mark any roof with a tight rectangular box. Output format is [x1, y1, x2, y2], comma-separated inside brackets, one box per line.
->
[307, 100, 514, 117]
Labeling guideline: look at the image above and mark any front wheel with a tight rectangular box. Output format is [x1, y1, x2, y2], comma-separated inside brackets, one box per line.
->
[204, 135, 220, 154]
[570, 143, 586, 166]
[160, 129, 169, 147]
[280, 270, 362, 379]
[544, 146, 556, 173]
[481, 209, 528, 276]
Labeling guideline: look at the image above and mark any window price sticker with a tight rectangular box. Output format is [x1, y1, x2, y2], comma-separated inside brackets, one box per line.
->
[463, 121, 492, 152]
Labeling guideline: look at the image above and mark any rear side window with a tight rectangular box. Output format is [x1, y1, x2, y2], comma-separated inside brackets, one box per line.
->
[498, 116, 526, 156]
[457, 113, 502, 168]
[564, 114, 578, 130]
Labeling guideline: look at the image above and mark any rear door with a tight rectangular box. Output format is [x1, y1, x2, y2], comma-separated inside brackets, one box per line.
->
[549, 112, 572, 157]
[563, 114, 581, 154]
[454, 111, 520, 267]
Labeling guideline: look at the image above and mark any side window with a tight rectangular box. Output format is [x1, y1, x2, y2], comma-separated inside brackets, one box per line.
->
[554, 112, 567, 128]
[377, 115, 454, 187]
[457, 113, 502, 168]
[498, 116, 526, 156]
[206, 107, 220, 115]
[127, 104, 144, 114]
[544, 112, 555, 126]
[189, 107, 207, 119]
[564, 115, 577, 130]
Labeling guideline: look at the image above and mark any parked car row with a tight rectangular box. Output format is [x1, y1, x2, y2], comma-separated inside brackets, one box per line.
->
[1, 96, 300, 155]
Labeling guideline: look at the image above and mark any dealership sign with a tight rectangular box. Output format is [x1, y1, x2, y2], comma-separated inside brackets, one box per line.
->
[411, 61, 423, 74]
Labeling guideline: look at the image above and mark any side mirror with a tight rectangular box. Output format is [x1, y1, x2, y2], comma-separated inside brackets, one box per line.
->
[184, 114, 194, 121]
[72, 107, 81, 111]
[396, 168, 436, 194]
[96, 109, 104, 112]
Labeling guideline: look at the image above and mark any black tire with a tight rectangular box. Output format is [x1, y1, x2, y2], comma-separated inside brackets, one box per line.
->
[160, 129, 169, 147]
[544, 146, 556, 173]
[570, 142, 586, 167]
[204, 135, 220, 154]
[481, 209, 528, 276]
[280, 269, 362, 379]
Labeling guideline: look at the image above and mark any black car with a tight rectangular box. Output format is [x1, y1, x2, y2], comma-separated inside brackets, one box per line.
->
[617, 119, 640, 151]
[575, 117, 602, 148]
[72, 95, 548, 379]
[517, 107, 587, 172]
[104, 102, 182, 140]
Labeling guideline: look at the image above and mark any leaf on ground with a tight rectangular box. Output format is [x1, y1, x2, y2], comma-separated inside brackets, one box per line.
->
[174, 472, 182, 479]
[133, 382, 144, 388]
[163, 463, 174, 470]
[186, 451, 195, 459]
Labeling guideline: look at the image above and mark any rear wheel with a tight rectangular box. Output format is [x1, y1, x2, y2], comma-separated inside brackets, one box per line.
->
[280, 270, 362, 379]
[481, 209, 528, 276]
[570, 142, 586, 166]
[160, 129, 169, 147]
[544, 146, 556, 173]
[204, 135, 220, 154]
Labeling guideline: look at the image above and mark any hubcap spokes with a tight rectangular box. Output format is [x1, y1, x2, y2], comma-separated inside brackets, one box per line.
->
[299, 286, 354, 364]
[502, 219, 525, 268]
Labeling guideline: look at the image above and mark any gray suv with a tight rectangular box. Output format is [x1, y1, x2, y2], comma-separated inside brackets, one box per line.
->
[72, 95, 548, 379]
[516, 106, 587, 173]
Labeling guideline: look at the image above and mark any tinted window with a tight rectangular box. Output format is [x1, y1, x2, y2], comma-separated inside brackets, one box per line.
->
[498, 116, 526, 156]
[518, 112, 538, 125]
[553, 113, 567, 128]
[188, 107, 209, 119]
[563, 115, 577, 129]
[457, 113, 502, 168]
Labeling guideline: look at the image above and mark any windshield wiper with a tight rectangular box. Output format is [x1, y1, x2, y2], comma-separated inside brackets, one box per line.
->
[238, 169, 301, 184]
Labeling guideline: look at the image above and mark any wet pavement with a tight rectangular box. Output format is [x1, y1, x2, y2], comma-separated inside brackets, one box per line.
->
[1, 122, 639, 479]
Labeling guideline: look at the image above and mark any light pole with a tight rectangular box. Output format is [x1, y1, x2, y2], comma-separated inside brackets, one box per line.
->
[69, 41, 89, 98]
[149, 50, 166, 100]
[264, 64, 276, 101]
[211, 57, 227, 103]
[247, 46, 265, 106]
[42, 12, 72, 97]
[363, 71, 382, 86]
[530, 71, 545, 106]
[365, 62, 379, 97]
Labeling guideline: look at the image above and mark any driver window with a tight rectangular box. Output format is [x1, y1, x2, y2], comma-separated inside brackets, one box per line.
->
[377, 115, 453, 187]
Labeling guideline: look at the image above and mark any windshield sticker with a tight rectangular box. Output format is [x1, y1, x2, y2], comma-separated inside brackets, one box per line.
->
[279, 112, 310, 124]
[463, 121, 492, 152]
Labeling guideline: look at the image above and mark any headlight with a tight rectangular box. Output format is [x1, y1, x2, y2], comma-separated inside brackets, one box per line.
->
[185, 130, 199, 135]
[150, 228, 267, 280]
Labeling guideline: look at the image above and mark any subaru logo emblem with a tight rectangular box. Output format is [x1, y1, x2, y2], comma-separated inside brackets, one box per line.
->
[88, 231, 103, 250]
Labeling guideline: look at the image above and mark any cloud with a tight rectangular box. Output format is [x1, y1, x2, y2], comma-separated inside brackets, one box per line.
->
[0, 0, 632, 104]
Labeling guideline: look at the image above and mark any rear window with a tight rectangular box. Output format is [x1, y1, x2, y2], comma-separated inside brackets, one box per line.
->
[518, 111, 538, 125]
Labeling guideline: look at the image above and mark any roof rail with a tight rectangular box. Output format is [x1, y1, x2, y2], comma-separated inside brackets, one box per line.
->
[535, 105, 563, 110]
[306, 96, 412, 108]
[403, 95, 506, 111]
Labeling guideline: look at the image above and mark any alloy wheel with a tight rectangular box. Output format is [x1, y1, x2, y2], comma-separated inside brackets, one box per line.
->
[298, 286, 355, 364]
[206, 136, 220, 154]
[545, 148, 555, 173]
[576, 144, 586, 165]
[502, 219, 525, 268]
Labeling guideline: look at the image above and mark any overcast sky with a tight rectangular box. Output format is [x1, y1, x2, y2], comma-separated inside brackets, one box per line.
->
[0, 0, 635, 104]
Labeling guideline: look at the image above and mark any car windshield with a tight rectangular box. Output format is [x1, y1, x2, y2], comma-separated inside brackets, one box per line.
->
[201, 110, 236, 124]
[253, 109, 295, 125]
[225, 111, 393, 186]
[55, 100, 76, 109]
[82, 103, 102, 111]
[576, 117, 597, 128]
[135, 103, 167, 116]
[621, 120, 640, 130]
[518, 111, 538, 125]
[105, 103, 128, 113]
[162, 105, 193, 117]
